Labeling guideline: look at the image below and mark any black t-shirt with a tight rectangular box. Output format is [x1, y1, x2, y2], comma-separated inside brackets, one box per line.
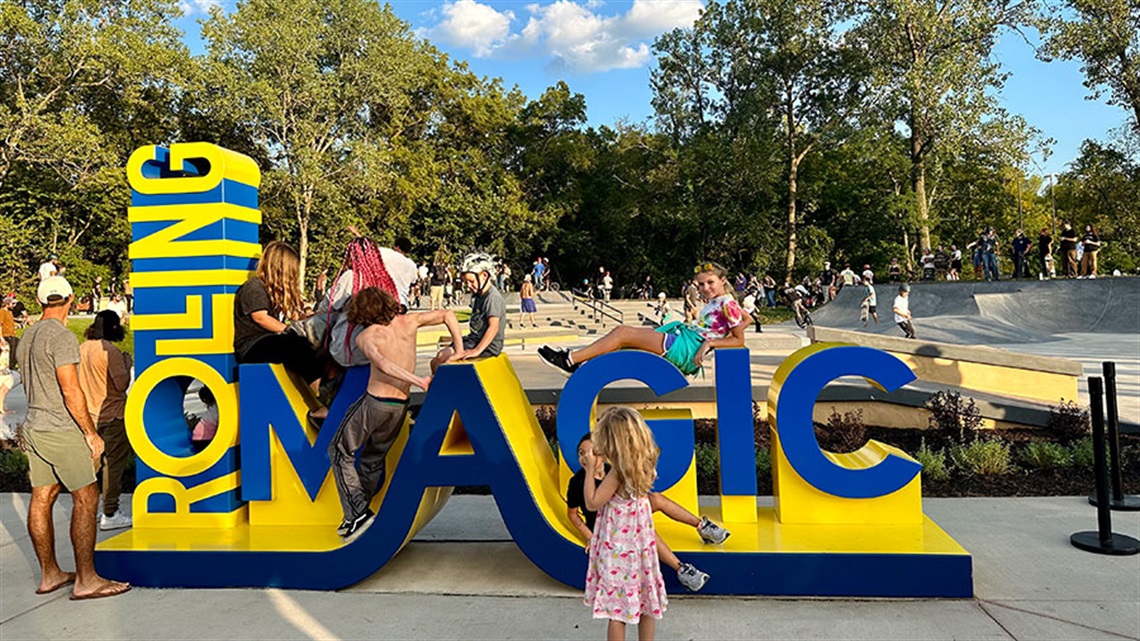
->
[820, 269, 835, 286]
[1060, 228, 1078, 251]
[430, 264, 447, 287]
[233, 276, 277, 358]
[1012, 236, 1031, 256]
[566, 466, 608, 532]
[1082, 232, 1100, 251]
[1038, 234, 1052, 254]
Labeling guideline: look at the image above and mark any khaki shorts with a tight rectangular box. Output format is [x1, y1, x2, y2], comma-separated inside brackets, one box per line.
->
[22, 428, 98, 491]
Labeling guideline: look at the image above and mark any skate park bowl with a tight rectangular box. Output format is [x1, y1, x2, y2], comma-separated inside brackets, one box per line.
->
[808, 278, 1140, 409]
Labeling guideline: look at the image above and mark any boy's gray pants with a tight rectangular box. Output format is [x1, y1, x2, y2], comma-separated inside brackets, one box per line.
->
[328, 394, 409, 520]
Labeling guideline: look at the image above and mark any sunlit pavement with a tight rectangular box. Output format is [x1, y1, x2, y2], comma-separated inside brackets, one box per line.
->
[1, 494, 1137, 640]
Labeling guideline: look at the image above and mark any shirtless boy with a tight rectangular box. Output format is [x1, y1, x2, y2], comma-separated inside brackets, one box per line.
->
[328, 287, 465, 541]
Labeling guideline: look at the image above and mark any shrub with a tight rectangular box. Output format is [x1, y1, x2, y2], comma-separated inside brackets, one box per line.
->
[815, 408, 867, 453]
[1019, 441, 1073, 470]
[1048, 399, 1091, 444]
[950, 437, 1012, 476]
[915, 438, 950, 482]
[755, 444, 772, 477]
[1069, 437, 1106, 470]
[695, 442, 719, 487]
[926, 391, 983, 443]
[0, 449, 28, 475]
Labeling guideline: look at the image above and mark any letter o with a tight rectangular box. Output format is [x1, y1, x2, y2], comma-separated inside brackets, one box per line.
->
[126, 357, 239, 477]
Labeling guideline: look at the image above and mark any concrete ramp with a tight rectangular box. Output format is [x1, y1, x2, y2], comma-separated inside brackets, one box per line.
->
[812, 277, 1140, 343]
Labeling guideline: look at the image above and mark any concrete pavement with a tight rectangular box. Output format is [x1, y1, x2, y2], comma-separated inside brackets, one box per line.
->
[1, 494, 1137, 640]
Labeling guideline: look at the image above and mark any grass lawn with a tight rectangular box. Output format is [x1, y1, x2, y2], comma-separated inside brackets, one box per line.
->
[16, 316, 135, 356]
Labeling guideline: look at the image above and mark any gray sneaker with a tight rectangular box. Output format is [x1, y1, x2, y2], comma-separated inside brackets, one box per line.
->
[697, 516, 730, 544]
[677, 562, 709, 591]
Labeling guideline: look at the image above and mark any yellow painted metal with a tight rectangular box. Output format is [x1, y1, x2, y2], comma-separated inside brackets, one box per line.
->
[127, 142, 261, 195]
[125, 357, 240, 479]
[770, 430, 923, 525]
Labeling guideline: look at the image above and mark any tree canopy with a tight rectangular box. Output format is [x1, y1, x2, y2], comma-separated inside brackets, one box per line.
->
[0, 0, 1135, 308]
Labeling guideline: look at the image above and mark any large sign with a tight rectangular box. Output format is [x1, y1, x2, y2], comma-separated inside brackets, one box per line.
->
[96, 144, 972, 597]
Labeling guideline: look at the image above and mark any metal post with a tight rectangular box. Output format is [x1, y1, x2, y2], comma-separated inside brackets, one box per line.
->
[1017, 177, 1023, 231]
[1070, 377, 1140, 555]
[1049, 173, 1057, 238]
[1089, 362, 1140, 510]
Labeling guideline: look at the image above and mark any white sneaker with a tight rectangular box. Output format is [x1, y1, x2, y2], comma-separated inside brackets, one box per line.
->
[100, 510, 132, 531]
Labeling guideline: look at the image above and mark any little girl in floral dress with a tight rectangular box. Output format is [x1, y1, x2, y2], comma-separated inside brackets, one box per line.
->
[583, 406, 669, 640]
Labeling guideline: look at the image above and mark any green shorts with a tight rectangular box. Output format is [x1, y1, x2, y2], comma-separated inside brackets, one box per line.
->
[654, 321, 706, 376]
[22, 428, 98, 491]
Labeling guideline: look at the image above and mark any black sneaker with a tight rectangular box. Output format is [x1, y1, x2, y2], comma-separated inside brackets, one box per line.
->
[336, 517, 352, 537]
[538, 346, 579, 376]
[341, 509, 375, 543]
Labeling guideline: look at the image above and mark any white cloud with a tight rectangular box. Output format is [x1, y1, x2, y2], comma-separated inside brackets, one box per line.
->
[180, 0, 221, 16]
[427, 0, 703, 73]
[432, 0, 516, 58]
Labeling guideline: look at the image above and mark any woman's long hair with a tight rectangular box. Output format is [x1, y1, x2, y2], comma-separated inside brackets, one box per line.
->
[256, 241, 305, 321]
[590, 406, 659, 498]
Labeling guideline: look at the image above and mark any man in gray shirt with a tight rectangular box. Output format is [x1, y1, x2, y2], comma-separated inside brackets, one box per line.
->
[17, 276, 129, 600]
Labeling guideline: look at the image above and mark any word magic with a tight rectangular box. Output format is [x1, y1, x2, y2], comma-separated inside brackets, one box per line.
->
[95, 143, 972, 597]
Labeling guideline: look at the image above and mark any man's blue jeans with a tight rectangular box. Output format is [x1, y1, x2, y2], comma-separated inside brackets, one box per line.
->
[982, 252, 999, 281]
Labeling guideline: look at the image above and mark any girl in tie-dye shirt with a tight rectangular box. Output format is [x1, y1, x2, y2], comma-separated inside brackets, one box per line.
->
[538, 262, 750, 376]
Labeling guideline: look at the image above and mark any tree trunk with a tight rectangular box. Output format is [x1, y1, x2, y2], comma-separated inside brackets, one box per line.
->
[784, 94, 798, 285]
[297, 186, 313, 290]
[911, 126, 932, 253]
[903, 227, 912, 278]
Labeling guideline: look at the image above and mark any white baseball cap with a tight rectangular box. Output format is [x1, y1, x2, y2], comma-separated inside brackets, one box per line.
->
[38, 275, 73, 305]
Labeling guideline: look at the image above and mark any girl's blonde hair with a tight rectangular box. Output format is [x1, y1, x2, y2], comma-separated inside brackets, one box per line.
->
[693, 260, 734, 301]
[256, 241, 305, 321]
[590, 406, 659, 497]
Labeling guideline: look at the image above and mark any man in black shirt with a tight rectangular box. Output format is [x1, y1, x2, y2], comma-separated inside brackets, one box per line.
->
[1011, 230, 1032, 279]
[820, 262, 836, 302]
[1058, 222, 1078, 278]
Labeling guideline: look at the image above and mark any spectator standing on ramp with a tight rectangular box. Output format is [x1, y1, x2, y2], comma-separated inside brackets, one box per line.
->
[893, 283, 916, 339]
[17, 276, 130, 600]
[1011, 230, 1032, 279]
[820, 262, 837, 302]
[888, 258, 903, 284]
[1059, 221, 1079, 278]
[1079, 225, 1101, 278]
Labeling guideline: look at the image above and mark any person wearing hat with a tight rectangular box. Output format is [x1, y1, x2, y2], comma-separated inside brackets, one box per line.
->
[892, 283, 916, 339]
[15, 276, 130, 600]
[77, 310, 134, 531]
[38, 254, 61, 281]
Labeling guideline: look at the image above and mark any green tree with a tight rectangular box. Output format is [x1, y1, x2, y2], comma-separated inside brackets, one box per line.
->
[1041, 0, 1140, 130]
[199, 0, 438, 283]
[0, 0, 186, 299]
[851, 0, 1039, 252]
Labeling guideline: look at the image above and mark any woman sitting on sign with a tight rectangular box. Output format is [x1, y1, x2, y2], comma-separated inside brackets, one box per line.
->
[233, 241, 328, 422]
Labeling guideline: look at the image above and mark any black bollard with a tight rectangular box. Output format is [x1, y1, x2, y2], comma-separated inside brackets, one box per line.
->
[1088, 362, 1140, 510]
[1071, 377, 1140, 555]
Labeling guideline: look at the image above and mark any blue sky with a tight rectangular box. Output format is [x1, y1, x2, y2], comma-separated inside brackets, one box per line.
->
[175, 0, 1128, 176]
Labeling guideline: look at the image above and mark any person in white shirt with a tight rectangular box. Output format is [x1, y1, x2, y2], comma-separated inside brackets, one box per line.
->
[839, 264, 857, 287]
[38, 255, 60, 281]
[381, 239, 419, 308]
[861, 264, 874, 284]
[892, 283, 916, 339]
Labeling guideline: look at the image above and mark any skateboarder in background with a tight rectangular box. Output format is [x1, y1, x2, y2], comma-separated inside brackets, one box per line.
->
[893, 283, 916, 339]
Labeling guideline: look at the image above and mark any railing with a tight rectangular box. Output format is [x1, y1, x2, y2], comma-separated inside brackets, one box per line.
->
[570, 289, 625, 328]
